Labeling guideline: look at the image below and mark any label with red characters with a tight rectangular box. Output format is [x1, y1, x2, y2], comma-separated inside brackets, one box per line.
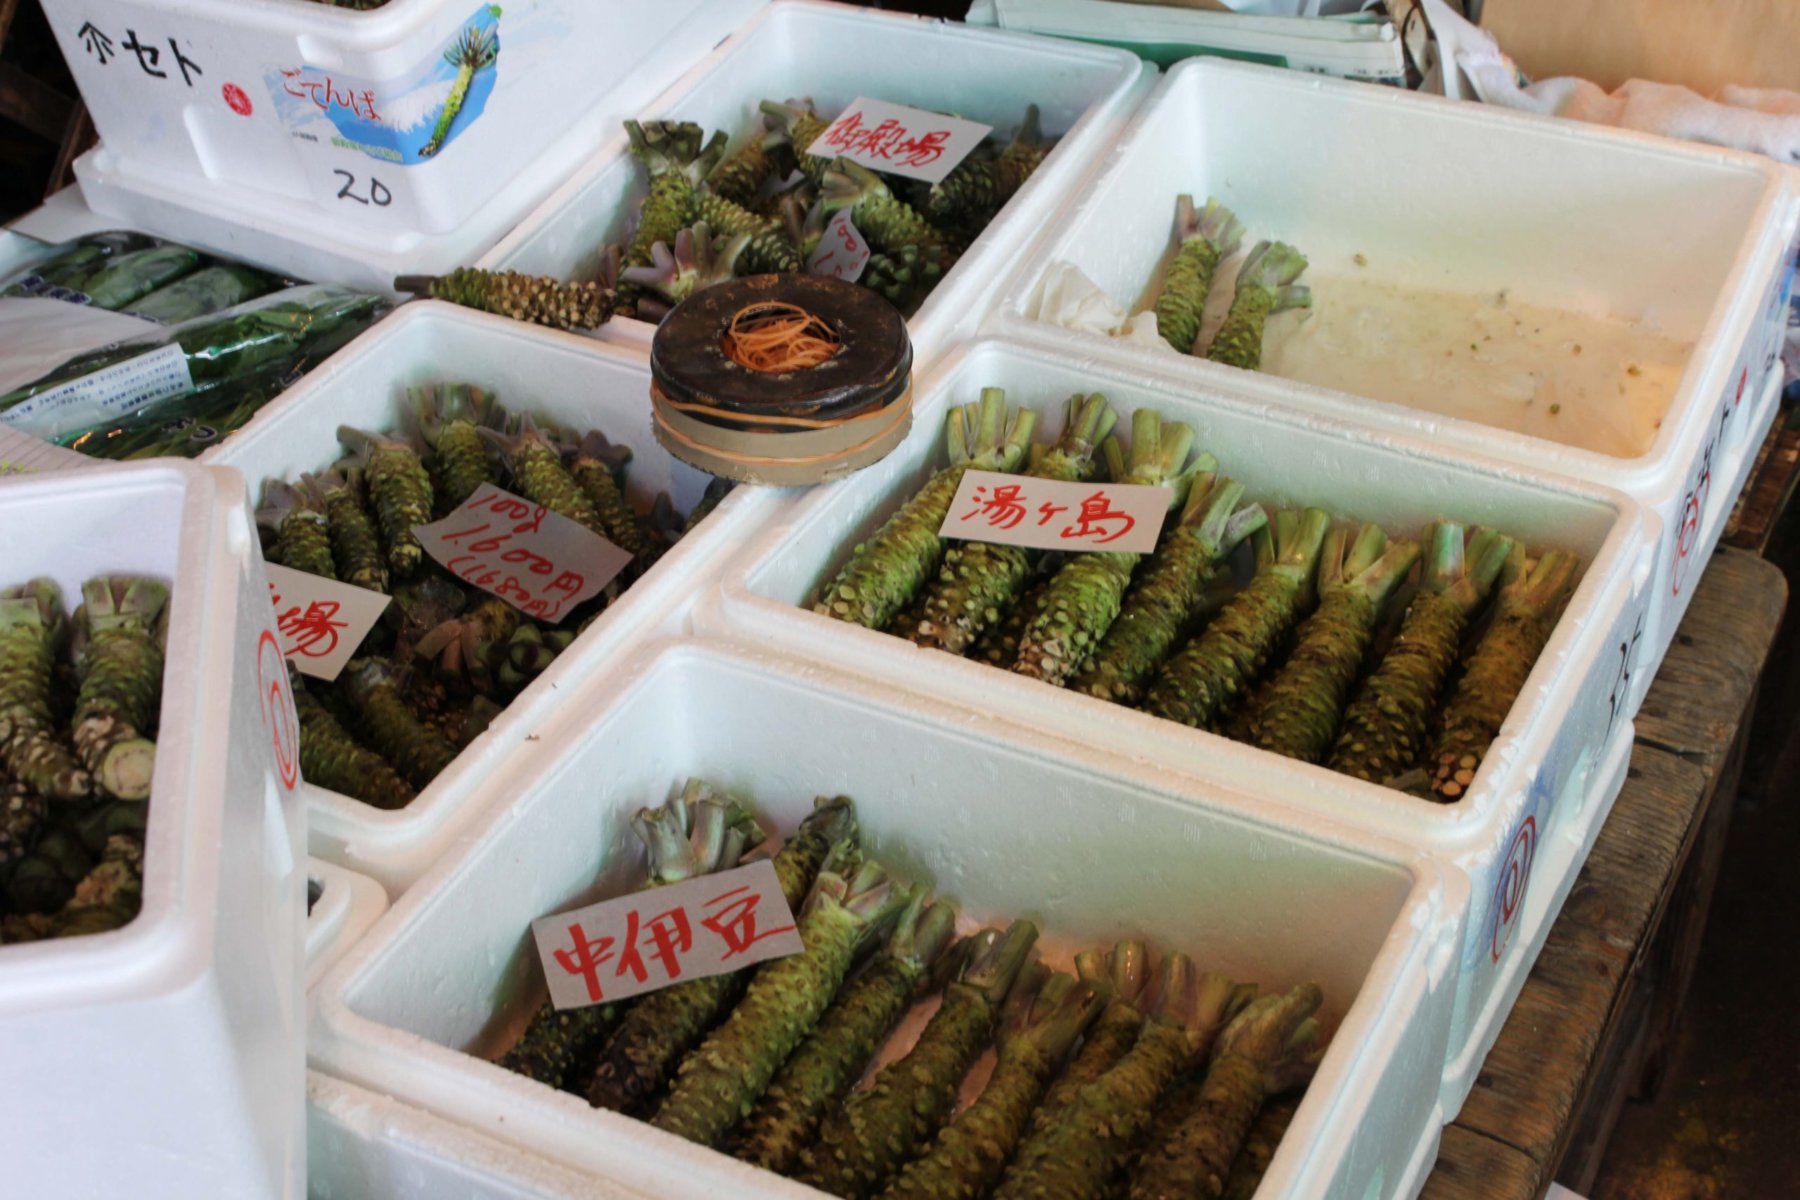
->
[807, 97, 992, 184]
[265, 563, 390, 681]
[940, 470, 1171, 555]
[807, 209, 871, 283]
[532, 859, 803, 1010]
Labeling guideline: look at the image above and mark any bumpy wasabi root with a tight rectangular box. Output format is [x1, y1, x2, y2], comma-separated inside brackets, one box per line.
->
[1234, 524, 1421, 763]
[1153, 196, 1246, 355]
[913, 394, 1118, 654]
[927, 104, 1049, 230]
[1143, 508, 1332, 730]
[478, 412, 608, 539]
[1330, 524, 1513, 786]
[308, 470, 389, 593]
[396, 268, 614, 332]
[729, 895, 959, 1173]
[1012, 411, 1205, 687]
[70, 577, 168, 801]
[693, 190, 802, 275]
[293, 679, 414, 810]
[759, 99, 834, 187]
[816, 388, 1038, 630]
[620, 222, 751, 305]
[705, 118, 787, 206]
[0, 581, 90, 801]
[409, 383, 498, 512]
[822, 160, 953, 266]
[1429, 546, 1581, 800]
[563, 431, 649, 564]
[0, 782, 48, 875]
[1204, 240, 1310, 371]
[257, 477, 337, 581]
[797, 920, 1040, 1200]
[616, 120, 727, 315]
[1034, 940, 1154, 1125]
[338, 426, 435, 580]
[339, 657, 459, 789]
[1220, 1094, 1303, 1200]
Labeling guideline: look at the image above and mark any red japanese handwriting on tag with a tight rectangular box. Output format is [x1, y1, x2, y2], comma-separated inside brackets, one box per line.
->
[939, 470, 1171, 555]
[413, 483, 633, 622]
[807, 209, 871, 283]
[808, 97, 992, 185]
[265, 563, 390, 681]
[532, 859, 803, 1010]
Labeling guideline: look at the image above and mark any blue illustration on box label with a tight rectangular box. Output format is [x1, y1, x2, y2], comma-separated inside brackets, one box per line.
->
[264, 4, 501, 166]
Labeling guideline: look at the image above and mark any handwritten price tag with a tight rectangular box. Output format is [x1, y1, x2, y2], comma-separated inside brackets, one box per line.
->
[809, 97, 992, 185]
[414, 484, 633, 622]
[532, 859, 802, 1010]
[266, 564, 390, 681]
[807, 209, 871, 283]
[940, 470, 1170, 555]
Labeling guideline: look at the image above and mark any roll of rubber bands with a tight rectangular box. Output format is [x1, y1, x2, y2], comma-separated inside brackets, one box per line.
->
[649, 274, 912, 486]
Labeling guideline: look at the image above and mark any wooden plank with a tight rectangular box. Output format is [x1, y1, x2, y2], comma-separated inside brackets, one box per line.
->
[1725, 417, 1800, 553]
[1420, 1126, 1541, 1200]
[1633, 549, 1787, 763]
[0, 61, 73, 143]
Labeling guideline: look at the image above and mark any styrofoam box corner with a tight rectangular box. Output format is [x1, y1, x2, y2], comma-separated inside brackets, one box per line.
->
[307, 856, 389, 993]
[309, 635, 1467, 1200]
[482, 0, 1151, 366]
[989, 57, 1799, 697]
[206, 301, 796, 894]
[0, 461, 305, 1199]
[698, 334, 1659, 1110]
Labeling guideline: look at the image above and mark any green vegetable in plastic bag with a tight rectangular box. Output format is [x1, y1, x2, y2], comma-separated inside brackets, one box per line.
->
[70, 245, 202, 310]
[124, 264, 278, 324]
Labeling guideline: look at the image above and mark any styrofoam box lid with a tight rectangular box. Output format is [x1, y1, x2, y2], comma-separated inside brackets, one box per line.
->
[0, 461, 245, 1013]
[482, 0, 1152, 365]
[307, 857, 389, 993]
[310, 635, 1468, 1200]
[708, 335, 1658, 864]
[205, 301, 799, 892]
[995, 57, 1799, 491]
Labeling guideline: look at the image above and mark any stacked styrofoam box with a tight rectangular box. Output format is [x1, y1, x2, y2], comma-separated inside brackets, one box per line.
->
[0, 461, 306, 1198]
[481, 0, 1152, 367]
[307, 857, 388, 992]
[55, 0, 766, 294]
[992, 58, 1800, 704]
[206, 301, 794, 894]
[701, 337, 1656, 1116]
[308, 637, 1469, 1200]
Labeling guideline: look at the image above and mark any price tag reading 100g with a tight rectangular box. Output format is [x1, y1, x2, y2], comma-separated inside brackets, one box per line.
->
[414, 484, 634, 621]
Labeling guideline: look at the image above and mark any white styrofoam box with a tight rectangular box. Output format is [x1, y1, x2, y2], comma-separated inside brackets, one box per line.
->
[482, 0, 1151, 366]
[309, 636, 1468, 1200]
[206, 300, 794, 893]
[992, 58, 1799, 705]
[0, 461, 306, 1198]
[699, 335, 1659, 1117]
[44, 0, 766, 238]
[61, 0, 767, 297]
[308, 856, 389, 992]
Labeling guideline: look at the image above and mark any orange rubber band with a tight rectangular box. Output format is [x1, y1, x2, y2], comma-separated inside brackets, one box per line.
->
[721, 302, 843, 373]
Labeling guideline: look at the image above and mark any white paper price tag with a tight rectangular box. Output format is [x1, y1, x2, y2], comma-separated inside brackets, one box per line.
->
[807, 96, 992, 184]
[807, 209, 872, 283]
[532, 859, 802, 1010]
[939, 470, 1171, 555]
[265, 563, 391, 681]
[413, 483, 633, 622]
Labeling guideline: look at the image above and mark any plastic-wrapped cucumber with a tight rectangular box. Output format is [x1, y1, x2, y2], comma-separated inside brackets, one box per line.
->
[1, 232, 156, 297]
[71, 245, 203, 310]
[124, 264, 279, 324]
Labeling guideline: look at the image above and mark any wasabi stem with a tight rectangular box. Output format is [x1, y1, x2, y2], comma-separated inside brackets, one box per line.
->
[652, 863, 915, 1146]
[0, 581, 90, 801]
[1127, 984, 1324, 1200]
[1203, 241, 1310, 371]
[413, 596, 522, 693]
[797, 921, 1041, 1200]
[995, 957, 1248, 1200]
[914, 394, 1118, 654]
[816, 389, 1038, 630]
[1429, 546, 1581, 801]
[1143, 509, 1332, 730]
[1329, 524, 1513, 786]
[759, 99, 837, 188]
[1074, 475, 1266, 706]
[70, 577, 168, 800]
[880, 967, 1108, 1200]
[1013, 412, 1207, 686]
[730, 895, 959, 1173]
[1153, 197, 1246, 355]
[583, 796, 858, 1115]
[1035, 940, 1154, 1125]
[1234, 524, 1421, 763]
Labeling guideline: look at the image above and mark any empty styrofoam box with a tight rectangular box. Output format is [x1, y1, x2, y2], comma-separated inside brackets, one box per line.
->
[0, 461, 306, 1199]
[992, 57, 1798, 701]
[60, 0, 768, 297]
[481, 0, 1151, 366]
[309, 636, 1469, 1200]
[700, 335, 1658, 1116]
[310, 1070, 649, 1200]
[308, 857, 388, 993]
[205, 301, 792, 894]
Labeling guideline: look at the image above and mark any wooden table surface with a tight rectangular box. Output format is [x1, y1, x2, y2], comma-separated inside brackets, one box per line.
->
[1419, 546, 1789, 1200]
